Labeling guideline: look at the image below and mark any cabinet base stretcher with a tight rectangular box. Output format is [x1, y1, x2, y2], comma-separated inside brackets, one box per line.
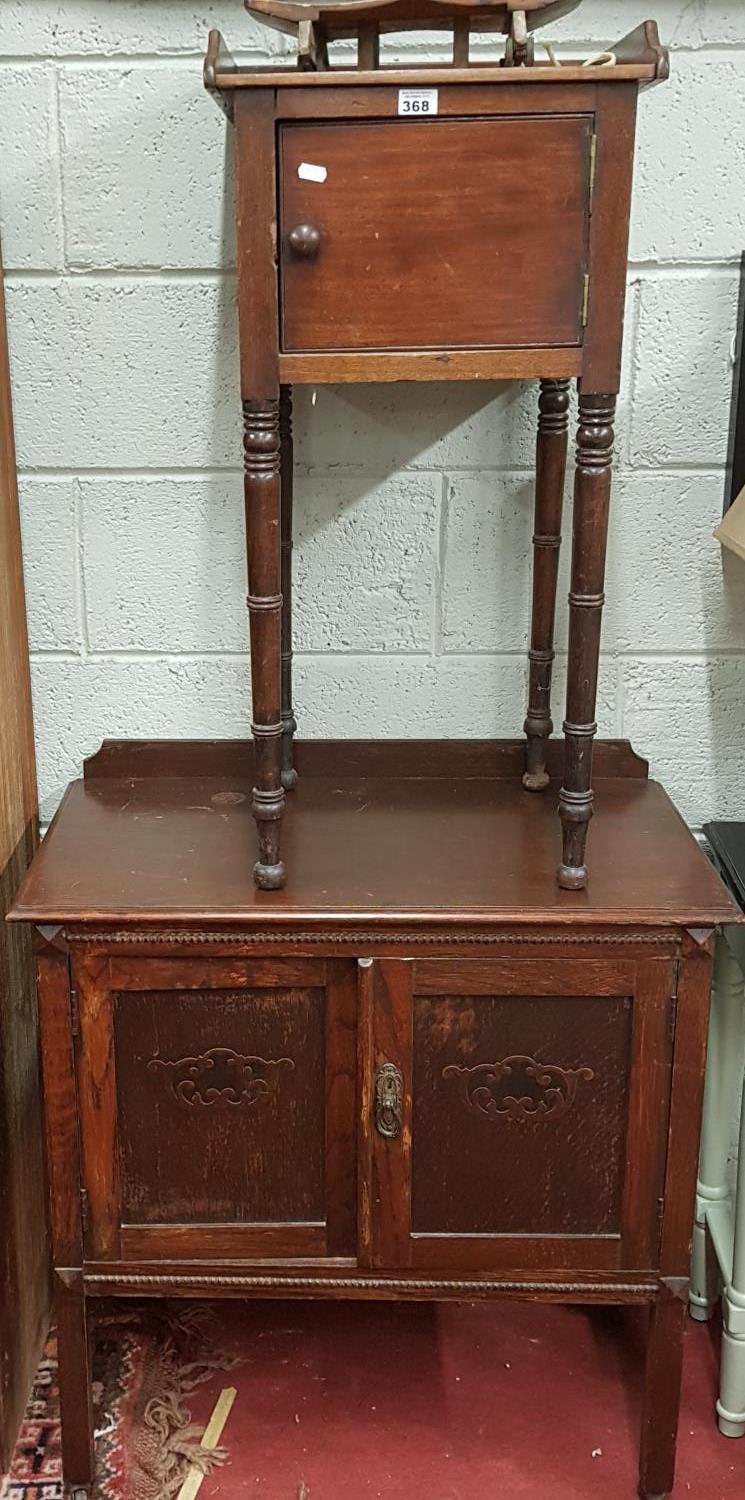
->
[51, 1270, 695, 1500]
[10, 739, 740, 1498]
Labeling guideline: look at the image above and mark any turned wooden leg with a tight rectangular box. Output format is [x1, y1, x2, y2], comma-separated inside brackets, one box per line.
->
[523, 377, 570, 792]
[690, 937, 744, 1324]
[243, 399, 286, 889]
[56, 1272, 94, 1494]
[639, 1286, 687, 1499]
[557, 392, 616, 890]
[279, 387, 298, 793]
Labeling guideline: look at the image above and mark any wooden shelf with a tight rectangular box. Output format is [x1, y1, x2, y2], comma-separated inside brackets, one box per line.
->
[204, 18, 669, 93]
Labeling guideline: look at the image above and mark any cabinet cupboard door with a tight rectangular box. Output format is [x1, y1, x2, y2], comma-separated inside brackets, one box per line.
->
[73, 953, 356, 1263]
[280, 116, 592, 353]
[359, 956, 674, 1273]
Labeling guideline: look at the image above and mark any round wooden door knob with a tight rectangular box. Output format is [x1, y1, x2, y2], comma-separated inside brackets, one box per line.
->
[288, 223, 321, 259]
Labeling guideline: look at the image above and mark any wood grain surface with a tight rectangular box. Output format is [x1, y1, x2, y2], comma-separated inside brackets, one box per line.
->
[0, 239, 48, 1472]
[11, 752, 739, 928]
[280, 116, 591, 352]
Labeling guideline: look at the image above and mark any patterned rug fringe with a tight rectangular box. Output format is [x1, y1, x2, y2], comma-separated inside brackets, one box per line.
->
[1, 1304, 243, 1500]
[127, 1316, 240, 1500]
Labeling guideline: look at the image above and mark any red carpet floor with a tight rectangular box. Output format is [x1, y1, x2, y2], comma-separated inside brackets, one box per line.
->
[5, 1299, 745, 1498]
[183, 1299, 745, 1499]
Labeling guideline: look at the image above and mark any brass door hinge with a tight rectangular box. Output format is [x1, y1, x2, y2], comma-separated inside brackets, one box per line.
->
[588, 132, 598, 206]
[69, 985, 80, 1040]
[656, 1195, 665, 1248]
[80, 1186, 89, 1239]
[668, 991, 678, 1046]
[581, 273, 591, 328]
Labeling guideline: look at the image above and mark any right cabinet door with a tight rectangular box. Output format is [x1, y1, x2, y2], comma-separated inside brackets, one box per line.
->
[359, 954, 675, 1274]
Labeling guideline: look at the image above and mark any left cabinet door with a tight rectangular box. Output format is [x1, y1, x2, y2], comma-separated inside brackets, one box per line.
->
[72, 951, 357, 1264]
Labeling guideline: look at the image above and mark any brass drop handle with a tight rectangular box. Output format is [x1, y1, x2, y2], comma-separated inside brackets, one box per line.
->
[288, 223, 321, 260]
[374, 1062, 403, 1140]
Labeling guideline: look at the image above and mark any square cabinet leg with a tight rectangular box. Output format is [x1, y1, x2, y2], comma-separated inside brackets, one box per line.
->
[638, 1288, 687, 1500]
[56, 1272, 94, 1495]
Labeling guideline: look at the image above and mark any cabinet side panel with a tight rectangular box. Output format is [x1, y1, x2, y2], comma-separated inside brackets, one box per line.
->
[0, 247, 47, 1469]
[581, 82, 637, 393]
[660, 941, 715, 1278]
[235, 91, 280, 398]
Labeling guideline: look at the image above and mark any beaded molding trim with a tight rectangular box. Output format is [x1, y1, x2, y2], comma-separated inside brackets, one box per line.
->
[65, 929, 678, 948]
[83, 1272, 658, 1297]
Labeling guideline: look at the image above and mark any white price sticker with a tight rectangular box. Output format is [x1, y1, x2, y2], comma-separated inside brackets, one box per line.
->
[298, 161, 327, 183]
[397, 88, 438, 117]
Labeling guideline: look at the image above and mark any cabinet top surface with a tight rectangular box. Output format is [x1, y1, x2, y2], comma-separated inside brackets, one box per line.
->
[12, 755, 736, 928]
[207, 60, 660, 88]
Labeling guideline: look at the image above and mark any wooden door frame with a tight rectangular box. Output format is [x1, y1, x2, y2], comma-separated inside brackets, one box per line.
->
[359, 954, 675, 1273]
[72, 950, 358, 1264]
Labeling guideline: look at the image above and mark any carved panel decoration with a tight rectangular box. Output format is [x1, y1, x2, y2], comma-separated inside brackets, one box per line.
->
[148, 1047, 294, 1109]
[64, 927, 679, 948]
[442, 1054, 594, 1123]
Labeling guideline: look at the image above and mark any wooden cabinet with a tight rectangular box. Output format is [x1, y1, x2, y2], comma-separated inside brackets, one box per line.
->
[11, 739, 742, 1498]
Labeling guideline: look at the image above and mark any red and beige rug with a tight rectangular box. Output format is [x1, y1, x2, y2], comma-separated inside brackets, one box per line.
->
[1, 1305, 236, 1500]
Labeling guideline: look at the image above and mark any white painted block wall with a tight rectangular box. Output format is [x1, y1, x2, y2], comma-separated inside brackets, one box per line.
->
[1, 0, 744, 826]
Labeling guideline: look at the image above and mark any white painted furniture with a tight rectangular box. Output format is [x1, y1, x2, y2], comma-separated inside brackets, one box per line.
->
[691, 822, 745, 1438]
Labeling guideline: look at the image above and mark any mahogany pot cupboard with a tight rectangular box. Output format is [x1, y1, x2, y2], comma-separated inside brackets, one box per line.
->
[9, 8, 738, 1499]
[202, 5, 670, 892]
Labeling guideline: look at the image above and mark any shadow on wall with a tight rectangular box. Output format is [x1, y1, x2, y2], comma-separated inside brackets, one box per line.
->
[292, 380, 533, 484]
[703, 546, 745, 821]
[211, 122, 237, 462]
[696, 260, 745, 825]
